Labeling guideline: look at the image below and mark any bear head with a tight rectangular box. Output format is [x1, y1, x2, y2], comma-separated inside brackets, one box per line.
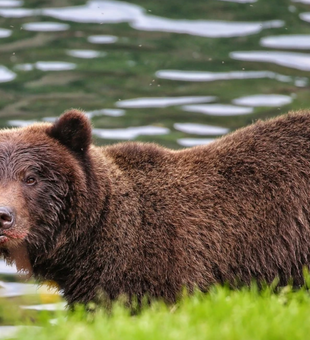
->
[0, 110, 99, 275]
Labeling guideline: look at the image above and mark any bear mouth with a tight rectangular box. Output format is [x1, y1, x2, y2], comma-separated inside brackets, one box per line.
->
[0, 235, 9, 244]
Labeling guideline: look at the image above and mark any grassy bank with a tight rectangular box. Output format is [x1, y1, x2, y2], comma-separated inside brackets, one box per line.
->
[8, 282, 310, 340]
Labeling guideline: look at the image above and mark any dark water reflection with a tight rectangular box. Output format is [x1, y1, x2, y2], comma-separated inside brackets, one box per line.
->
[0, 0, 310, 333]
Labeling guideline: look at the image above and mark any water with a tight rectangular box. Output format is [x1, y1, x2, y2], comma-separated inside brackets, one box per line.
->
[0, 260, 62, 336]
[87, 35, 118, 44]
[66, 49, 105, 58]
[230, 50, 310, 72]
[173, 123, 229, 135]
[182, 104, 254, 116]
[15, 61, 77, 71]
[260, 34, 310, 49]
[4, 1, 282, 38]
[0, 0, 23, 7]
[0, 28, 11, 38]
[115, 96, 217, 108]
[0, 260, 17, 274]
[232, 94, 293, 107]
[177, 138, 215, 147]
[0, 0, 310, 332]
[0, 66, 16, 82]
[155, 70, 293, 83]
[22, 22, 70, 32]
[92, 125, 170, 139]
[86, 108, 125, 117]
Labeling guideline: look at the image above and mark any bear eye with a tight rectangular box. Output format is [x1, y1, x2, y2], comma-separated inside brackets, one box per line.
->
[24, 176, 37, 186]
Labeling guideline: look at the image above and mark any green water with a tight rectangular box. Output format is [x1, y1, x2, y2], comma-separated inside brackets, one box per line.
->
[0, 0, 309, 149]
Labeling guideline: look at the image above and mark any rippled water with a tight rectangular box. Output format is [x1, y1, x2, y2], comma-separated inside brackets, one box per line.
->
[66, 49, 105, 58]
[0, 66, 16, 82]
[0, 0, 310, 332]
[231, 50, 310, 71]
[0, 28, 11, 38]
[116, 96, 216, 108]
[182, 104, 254, 116]
[156, 69, 293, 82]
[87, 34, 118, 44]
[260, 34, 310, 49]
[22, 21, 70, 32]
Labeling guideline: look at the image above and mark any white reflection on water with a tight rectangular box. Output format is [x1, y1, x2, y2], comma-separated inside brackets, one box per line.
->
[218, 0, 257, 2]
[131, 17, 283, 38]
[299, 12, 310, 23]
[42, 1, 143, 24]
[15, 61, 76, 71]
[35, 61, 76, 71]
[21, 303, 66, 311]
[86, 108, 125, 117]
[92, 126, 170, 140]
[260, 35, 310, 49]
[8, 120, 36, 127]
[14, 63, 33, 71]
[156, 70, 292, 83]
[0, 28, 11, 38]
[0, 281, 39, 297]
[292, 0, 310, 3]
[22, 22, 69, 31]
[295, 77, 308, 87]
[0, 8, 38, 17]
[0, 0, 23, 7]
[15, 62, 76, 72]
[0, 1, 284, 38]
[15, 62, 77, 71]
[0, 260, 17, 274]
[66, 49, 103, 58]
[230, 51, 310, 71]
[177, 138, 215, 147]
[182, 104, 253, 116]
[232, 94, 293, 107]
[0, 66, 16, 82]
[174, 123, 229, 135]
[116, 96, 216, 108]
[88, 35, 118, 44]
[42, 117, 57, 122]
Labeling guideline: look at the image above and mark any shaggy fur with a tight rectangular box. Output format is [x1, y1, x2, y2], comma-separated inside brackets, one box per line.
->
[0, 109, 310, 305]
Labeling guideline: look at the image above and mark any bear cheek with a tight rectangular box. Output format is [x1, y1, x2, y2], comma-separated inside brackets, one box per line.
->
[0, 182, 30, 244]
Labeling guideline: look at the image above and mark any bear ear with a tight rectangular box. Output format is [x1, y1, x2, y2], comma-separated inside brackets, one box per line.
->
[47, 109, 92, 153]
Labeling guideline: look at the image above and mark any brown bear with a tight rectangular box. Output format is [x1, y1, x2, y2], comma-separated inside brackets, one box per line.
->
[0, 109, 310, 306]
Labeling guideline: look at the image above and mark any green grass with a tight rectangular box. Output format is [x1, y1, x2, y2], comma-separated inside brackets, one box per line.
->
[6, 282, 310, 340]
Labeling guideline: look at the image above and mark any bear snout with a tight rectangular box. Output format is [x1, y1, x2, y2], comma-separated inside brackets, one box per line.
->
[0, 206, 15, 230]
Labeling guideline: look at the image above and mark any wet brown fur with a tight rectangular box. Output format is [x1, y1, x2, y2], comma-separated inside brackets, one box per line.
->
[1, 109, 310, 306]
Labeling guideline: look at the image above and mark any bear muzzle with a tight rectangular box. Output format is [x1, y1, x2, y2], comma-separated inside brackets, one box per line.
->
[0, 206, 15, 230]
[0, 206, 15, 244]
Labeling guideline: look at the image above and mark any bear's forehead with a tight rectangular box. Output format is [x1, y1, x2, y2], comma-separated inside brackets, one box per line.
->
[0, 134, 49, 154]
[0, 124, 49, 142]
[0, 144, 50, 172]
[0, 124, 61, 151]
[0, 127, 61, 167]
[0, 124, 80, 176]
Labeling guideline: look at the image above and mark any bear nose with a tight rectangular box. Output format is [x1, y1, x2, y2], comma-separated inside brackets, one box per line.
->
[0, 207, 15, 229]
